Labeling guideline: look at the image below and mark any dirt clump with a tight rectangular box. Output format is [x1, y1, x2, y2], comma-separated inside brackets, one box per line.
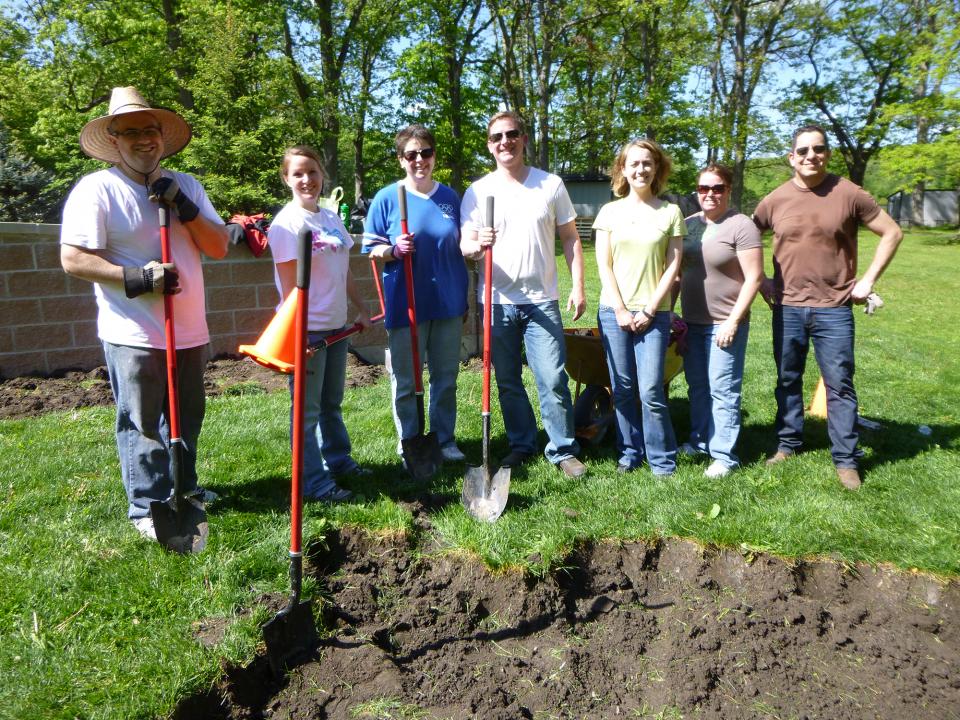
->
[179, 528, 958, 720]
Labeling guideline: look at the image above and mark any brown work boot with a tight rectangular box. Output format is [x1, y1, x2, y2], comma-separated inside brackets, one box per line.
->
[837, 467, 861, 491]
[558, 457, 588, 478]
[765, 449, 794, 466]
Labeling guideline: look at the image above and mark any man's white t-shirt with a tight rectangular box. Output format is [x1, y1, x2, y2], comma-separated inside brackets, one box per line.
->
[268, 202, 353, 332]
[461, 167, 577, 305]
[60, 167, 221, 349]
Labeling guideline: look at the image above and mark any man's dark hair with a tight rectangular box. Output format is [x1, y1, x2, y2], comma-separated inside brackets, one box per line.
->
[791, 125, 830, 150]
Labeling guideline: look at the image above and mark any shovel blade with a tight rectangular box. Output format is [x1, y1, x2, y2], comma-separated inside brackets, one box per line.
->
[262, 599, 318, 677]
[401, 432, 442, 481]
[150, 496, 208, 554]
[462, 464, 511, 522]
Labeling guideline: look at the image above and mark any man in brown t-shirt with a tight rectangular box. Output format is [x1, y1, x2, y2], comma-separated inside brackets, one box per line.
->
[753, 125, 902, 490]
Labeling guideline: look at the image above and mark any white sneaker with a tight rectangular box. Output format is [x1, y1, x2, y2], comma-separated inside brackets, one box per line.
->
[704, 460, 733, 479]
[679, 442, 706, 456]
[133, 517, 157, 540]
[441, 445, 466, 462]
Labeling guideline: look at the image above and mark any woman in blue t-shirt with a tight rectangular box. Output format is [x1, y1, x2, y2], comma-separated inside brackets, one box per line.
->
[363, 125, 469, 463]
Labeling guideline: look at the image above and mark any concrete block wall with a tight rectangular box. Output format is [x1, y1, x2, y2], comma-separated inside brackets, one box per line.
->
[0, 222, 461, 379]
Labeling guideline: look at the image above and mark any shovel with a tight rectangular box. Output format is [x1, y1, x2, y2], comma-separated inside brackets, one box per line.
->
[262, 225, 319, 677]
[463, 196, 510, 522]
[149, 203, 208, 554]
[397, 184, 442, 480]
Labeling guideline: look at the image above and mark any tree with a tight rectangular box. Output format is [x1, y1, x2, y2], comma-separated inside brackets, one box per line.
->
[394, 0, 493, 192]
[0, 123, 59, 222]
[705, 0, 800, 209]
[782, 0, 915, 186]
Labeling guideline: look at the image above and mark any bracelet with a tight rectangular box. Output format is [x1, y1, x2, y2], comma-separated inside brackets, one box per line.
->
[390, 244, 402, 260]
[642, 309, 655, 320]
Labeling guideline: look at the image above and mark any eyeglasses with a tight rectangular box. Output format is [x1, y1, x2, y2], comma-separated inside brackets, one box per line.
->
[109, 126, 162, 141]
[697, 184, 726, 195]
[794, 144, 827, 157]
[488, 129, 521, 143]
[402, 147, 435, 161]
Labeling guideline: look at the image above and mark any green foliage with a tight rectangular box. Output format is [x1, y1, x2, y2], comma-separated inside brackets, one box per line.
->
[0, 122, 59, 221]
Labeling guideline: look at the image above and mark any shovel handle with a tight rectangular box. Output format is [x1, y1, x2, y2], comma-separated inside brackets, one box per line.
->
[482, 196, 494, 414]
[157, 204, 184, 500]
[397, 185, 425, 396]
[291, 227, 313, 556]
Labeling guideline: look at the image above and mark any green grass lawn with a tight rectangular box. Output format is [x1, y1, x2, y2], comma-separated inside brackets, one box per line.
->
[1, 227, 958, 719]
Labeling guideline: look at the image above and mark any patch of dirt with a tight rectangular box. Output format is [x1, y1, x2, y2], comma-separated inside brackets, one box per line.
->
[178, 525, 959, 720]
[0, 354, 384, 420]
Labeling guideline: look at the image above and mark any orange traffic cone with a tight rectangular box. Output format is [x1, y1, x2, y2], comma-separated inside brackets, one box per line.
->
[239, 289, 298, 373]
[808, 376, 827, 417]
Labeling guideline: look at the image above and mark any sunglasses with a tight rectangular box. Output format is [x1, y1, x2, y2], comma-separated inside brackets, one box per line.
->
[794, 144, 827, 157]
[109, 126, 162, 141]
[402, 147, 435, 161]
[697, 184, 726, 195]
[488, 129, 521, 143]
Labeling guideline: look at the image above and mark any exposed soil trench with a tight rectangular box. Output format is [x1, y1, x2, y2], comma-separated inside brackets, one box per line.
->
[180, 524, 958, 720]
[4, 359, 957, 719]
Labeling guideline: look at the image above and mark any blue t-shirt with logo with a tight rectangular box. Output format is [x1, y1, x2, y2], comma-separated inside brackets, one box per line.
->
[363, 181, 468, 329]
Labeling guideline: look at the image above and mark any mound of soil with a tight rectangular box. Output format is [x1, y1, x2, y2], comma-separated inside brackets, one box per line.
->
[179, 523, 958, 720]
[0, 354, 384, 420]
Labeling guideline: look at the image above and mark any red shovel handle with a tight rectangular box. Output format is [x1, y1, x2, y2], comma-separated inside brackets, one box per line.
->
[291, 226, 312, 556]
[158, 206, 180, 443]
[397, 184, 425, 395]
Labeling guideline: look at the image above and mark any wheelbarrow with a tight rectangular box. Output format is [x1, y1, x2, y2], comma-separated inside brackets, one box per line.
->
[564, 321, 685, 446]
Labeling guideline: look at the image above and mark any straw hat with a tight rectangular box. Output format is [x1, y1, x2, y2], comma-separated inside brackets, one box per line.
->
[79, 86, 191, 164]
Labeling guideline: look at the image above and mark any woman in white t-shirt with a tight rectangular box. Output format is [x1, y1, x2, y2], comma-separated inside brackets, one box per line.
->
[268, 145, 371, 502]
[593, 139, 685, 476]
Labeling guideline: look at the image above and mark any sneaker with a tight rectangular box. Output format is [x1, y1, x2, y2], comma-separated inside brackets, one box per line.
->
[679, 442, 706, 456]
[500, 450, 533, 468]
[441, 445, 466, 463]
[765, 449, 794, 466]
[558, 457, 588, 478]
[704, 460, 733, 479]
[305, 485, 354, 503]
[133, 517, 157, 540]
[837, 467, 861, 491]
[196, 487, 219, 503]
[616, 463, 634, 474]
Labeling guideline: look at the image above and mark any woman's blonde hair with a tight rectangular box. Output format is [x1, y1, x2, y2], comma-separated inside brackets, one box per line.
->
[610, 138, 672, 198]
[280, 145, 324, 182]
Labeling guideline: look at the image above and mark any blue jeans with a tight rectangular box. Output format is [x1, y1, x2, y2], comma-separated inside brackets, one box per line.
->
[291, 329, 359, 497]
[598, 306, 677, 474]
[490, 301, 579, 464]
[772, 304, 859, 468]
[103, 341, 208, 520]
[386, 315, 462, 451]
[683, 322, 749, 468]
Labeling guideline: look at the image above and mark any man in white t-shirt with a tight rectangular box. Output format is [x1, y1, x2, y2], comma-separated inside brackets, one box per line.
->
[460, 111, 588, 478]
[60, 86, 228, 543]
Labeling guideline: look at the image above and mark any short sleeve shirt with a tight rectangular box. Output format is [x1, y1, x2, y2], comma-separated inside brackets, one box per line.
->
[753, 175, 880, 307]
[460, 167, 576, 305]
[592, 198, 686, 312]
[269, 202, 353, 331]
[681, 210, 762, 324]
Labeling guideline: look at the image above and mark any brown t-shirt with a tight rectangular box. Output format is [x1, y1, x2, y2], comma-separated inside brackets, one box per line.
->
[753, 175, 880, 307]
[680, 210, 762, 324]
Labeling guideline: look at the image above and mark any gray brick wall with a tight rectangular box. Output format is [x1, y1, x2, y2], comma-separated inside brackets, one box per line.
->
[1, 222, 481, 379]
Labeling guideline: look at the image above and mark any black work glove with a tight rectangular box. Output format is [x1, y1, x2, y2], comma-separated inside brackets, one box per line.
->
[123, 260, 181, 298]
[149, 177, 200, 223]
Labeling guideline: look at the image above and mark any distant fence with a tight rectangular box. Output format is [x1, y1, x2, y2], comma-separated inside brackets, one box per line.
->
[0, 222, 480, 379]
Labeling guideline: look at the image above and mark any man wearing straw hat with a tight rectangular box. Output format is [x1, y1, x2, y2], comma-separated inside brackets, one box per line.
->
[60, 86, 228, 541]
